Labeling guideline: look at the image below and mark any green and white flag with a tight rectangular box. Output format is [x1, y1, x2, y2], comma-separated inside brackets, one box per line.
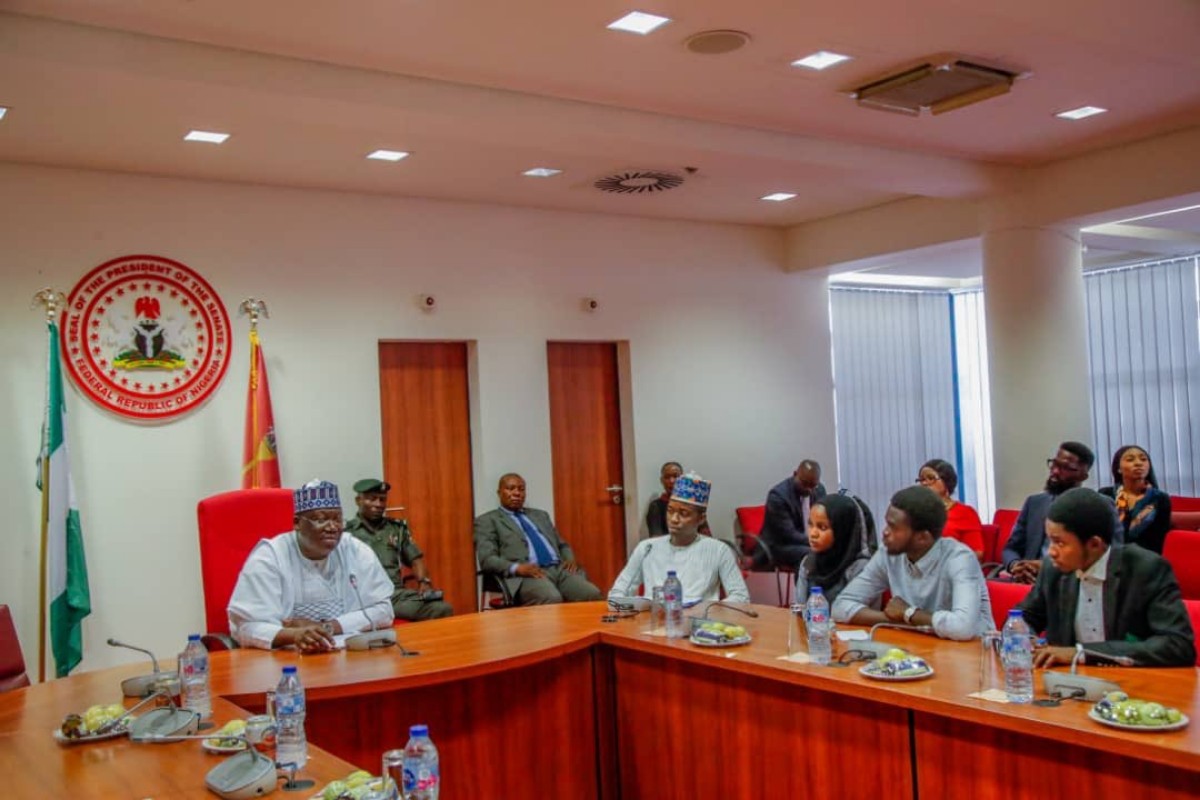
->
[38, 320, 91, 678]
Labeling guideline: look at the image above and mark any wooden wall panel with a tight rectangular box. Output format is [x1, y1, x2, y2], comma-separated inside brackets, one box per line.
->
[378, 342, 475, 615]
[547, 342, 626, 593]
[915, 712, 1200, 798]
[612, 647, 913, 799]
[306, 648, 599, 800]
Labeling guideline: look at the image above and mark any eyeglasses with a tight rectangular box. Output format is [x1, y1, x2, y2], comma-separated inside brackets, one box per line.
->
[914, 475, 941, 485]
[828, 649, 878, 667]
[1047, 459, 1083, 473]
[300, 516, 343, 530]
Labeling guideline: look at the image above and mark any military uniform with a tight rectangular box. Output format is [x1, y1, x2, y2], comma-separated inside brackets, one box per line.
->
[346, 515, 453, 620]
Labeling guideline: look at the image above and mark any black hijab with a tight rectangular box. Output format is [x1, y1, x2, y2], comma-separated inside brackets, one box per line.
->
[807, 494, 865, 593]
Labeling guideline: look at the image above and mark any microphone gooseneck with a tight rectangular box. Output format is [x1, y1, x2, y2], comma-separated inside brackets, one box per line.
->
[107, 638, 161, 673]
[348, 574, 375, 632]
[702, 601, 759, 619]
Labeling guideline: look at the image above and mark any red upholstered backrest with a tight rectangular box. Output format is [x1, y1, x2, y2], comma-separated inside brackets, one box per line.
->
[1185, 601, 1200, 667]
[1171, 496, 1200, 513]
[986, 580, 1033, 631]
[992, 509, 1019, 544]
[1163, 530, 1200, 602]
[735, 506, 767, 537]
[197, 489, 294, 635]
[0, 604, 30, 692]
[1171, 511, 1200, 532]
[980, 524, 1001, 564]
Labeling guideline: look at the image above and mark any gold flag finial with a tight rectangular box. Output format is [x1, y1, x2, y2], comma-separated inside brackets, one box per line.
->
[238, 298, 270, 331]
[31, 288, 67, 322]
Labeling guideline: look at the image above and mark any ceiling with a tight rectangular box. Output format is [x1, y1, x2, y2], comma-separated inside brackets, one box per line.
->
[1, 0, 1199, 237]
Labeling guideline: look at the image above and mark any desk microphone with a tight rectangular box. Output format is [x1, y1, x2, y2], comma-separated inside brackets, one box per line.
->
[344, 574, 419, 656]
[107, 638, 180, 698]
[701, 601, 759, 620]
[852, 622, 936, 657]
[1042, 645, 1131, 702]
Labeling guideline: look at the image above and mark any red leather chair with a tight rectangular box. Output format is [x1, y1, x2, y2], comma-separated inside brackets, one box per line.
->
[734, 505, 796, 605]
[1171, 496, 1200, 531]
[992, 509, 1019, 546]
[0, 604, 30, 692]
[986, 580, 1033, 631]
[1184, 600, 1200, 667]
[197, 488, 294, 646]
[980, 523, 1000, 562]
[1163, 529, 1200, 601]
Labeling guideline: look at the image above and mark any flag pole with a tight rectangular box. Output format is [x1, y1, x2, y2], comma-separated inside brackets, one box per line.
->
[32, 287, 66, 683]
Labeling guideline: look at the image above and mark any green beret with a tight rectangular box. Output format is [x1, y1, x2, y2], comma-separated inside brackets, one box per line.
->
[353, 478, 391, 494]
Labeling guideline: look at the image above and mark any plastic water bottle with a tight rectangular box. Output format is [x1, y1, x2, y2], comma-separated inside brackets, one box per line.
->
[806, 587, 832, 665]
[663, 570, 685, 639]
[401, 724, 440, 800]
[179, 634, 211, 720]
[275, 666, 308, 769]
[1001, 609, 1034, 704]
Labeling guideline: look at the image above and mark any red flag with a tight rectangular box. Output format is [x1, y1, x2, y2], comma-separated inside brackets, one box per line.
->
[242, 329, 280, 488]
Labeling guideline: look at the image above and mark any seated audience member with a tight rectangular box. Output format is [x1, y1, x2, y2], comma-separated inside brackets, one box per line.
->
[346, 478, 453, 621]
[610, 473, 749, 604]
[1002, 441, 1122, 584]
[760, 460, 827, 570]
[1098, 445, 1173, 555]
[645, 461, 711, 538]
[1016, 487, 1195, 668]
[832, 486, 993, 641]
[228, 480, 394, 652]
[795, 494, 871, 605]
[474, 473, 603, 605]
[918, 459, 984, 561]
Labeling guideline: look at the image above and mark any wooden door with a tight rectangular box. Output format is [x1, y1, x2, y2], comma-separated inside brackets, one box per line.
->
[378, 342, 475, 615]
[546, 342, 626, 593]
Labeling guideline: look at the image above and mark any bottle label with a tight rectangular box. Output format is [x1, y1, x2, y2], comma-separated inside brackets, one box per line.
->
[276, 695, 305, 715]
[182, 654, 208, 678]
[403, 766, 439, 791]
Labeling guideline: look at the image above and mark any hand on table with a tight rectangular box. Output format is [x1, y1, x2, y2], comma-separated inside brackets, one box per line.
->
[1033, 645, 1076, 668]
[884, 596, 911, 623]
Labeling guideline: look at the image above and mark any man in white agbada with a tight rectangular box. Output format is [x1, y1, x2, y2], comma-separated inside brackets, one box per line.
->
[609, 472, 749, 604]
[228, 479, 394, 652]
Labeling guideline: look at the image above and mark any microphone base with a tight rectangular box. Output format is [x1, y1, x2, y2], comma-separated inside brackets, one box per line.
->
[345, 629, 398, 651]
[121, 672, 181, 698]
[1042, 671, 1121, 702]
[850, 640, 902, 658]
[206, 749, 279, 800]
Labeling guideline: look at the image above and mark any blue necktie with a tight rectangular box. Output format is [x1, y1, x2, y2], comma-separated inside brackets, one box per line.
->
[514, 512, 557, 566]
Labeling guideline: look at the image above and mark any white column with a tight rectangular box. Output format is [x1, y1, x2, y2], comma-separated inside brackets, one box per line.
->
[982, 225, 1092, 509]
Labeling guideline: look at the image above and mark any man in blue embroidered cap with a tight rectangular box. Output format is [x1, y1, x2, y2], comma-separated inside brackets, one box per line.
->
[228, 479, 395, 651]
[474, 473, 603, 605]
[609, 472, 750, 604]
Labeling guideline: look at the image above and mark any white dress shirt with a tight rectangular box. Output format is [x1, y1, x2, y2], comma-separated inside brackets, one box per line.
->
[608, 535, 750, 604]
[1074, 547, 1111, 644]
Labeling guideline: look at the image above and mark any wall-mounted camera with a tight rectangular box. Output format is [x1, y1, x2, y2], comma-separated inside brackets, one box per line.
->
[419, 294, 437, 312]
[583, 297, 599, 312]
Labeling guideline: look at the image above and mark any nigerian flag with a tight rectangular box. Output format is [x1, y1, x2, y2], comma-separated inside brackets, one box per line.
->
[39, 320, 91, 678]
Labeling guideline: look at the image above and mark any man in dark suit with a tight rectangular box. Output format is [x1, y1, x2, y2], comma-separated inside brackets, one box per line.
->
[1002, 441, 1122, 583]
[1017, 487, 1195, 668]
[759, 460, 827, 570]
[474, 473, 603, 605]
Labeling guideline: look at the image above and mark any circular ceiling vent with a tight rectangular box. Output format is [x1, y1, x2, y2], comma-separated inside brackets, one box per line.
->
[684, 30, 750, 55]
[593, 170, 685, 194]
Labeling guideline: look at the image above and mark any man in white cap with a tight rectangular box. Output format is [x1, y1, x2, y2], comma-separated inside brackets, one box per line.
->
[609, 472, 750, 604]
[228, 479, 395, 652]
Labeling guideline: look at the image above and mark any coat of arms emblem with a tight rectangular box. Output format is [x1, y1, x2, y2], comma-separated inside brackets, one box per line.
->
[62, 255, 232, 422]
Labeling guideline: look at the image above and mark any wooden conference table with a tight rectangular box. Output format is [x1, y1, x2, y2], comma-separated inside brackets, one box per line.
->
[2, 602, 1199, 799]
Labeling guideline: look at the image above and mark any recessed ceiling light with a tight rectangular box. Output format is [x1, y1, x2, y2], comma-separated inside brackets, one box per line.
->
[183, 130, 230, 144]
[523, 167, 562, 178]
[791, 51, 853, 71]
[607, 11, 671, 35]
[0, 107, 8, 122]
[761, 192, 797, 202]
[1055, 105, 1107, 121]
[366, 149, 410, 162]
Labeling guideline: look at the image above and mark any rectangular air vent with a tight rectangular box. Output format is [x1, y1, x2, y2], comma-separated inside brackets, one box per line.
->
[847, 55, 1024, 116]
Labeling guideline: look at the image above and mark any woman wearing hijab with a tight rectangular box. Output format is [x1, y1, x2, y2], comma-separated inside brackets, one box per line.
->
[1099, 445, 1173, 554]
[795, 493, 871, 605]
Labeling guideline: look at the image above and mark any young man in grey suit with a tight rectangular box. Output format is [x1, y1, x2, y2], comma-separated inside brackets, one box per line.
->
[474, 473, 603, 605]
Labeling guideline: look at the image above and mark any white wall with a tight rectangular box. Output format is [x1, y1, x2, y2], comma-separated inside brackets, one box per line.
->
[0, 163, 837, 674]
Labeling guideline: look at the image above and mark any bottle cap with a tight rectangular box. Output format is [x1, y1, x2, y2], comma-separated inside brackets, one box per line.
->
[809, 587, 823, 595]
[666, 570, 677, 577]
[1007, 609, 1023, 617]
[410, 724, 429, 737]
[282, 665, 297, 674]
[188, 634, 201, 641]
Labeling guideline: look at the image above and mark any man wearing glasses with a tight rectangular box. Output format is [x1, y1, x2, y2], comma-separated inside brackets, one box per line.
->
[228, 479, 395, 651]
[1000, 443, 1122, 584]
